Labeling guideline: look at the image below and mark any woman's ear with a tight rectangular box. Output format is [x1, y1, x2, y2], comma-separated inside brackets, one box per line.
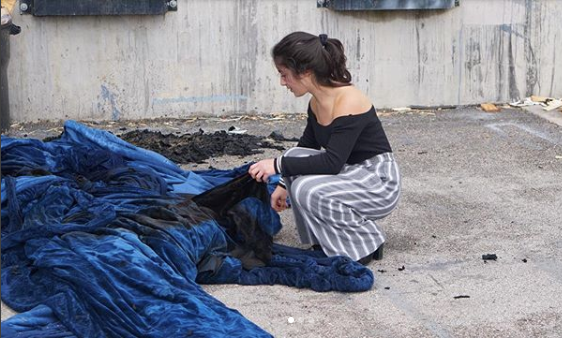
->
[300, 70, 318, 88]
[298, 70, 314, 81]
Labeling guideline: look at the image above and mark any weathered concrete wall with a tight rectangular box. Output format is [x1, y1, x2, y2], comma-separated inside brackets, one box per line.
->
[5, 0, 562, 122]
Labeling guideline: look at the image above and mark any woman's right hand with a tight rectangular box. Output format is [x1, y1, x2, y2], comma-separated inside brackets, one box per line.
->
[271, 185, 288, 212]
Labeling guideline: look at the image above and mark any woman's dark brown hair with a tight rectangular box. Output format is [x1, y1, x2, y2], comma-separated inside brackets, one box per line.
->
[272, 31, 352, 87]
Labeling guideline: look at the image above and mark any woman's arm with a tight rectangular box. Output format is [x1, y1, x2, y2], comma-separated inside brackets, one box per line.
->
[280, 112, 369, 176]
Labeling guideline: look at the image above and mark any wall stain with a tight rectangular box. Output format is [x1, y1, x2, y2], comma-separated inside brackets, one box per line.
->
[234, 0, 258, 113]
[415, 16, 428, 90]
[507, 28, 521, 101]
[494, 26, 504, 103]
[356, 28, 361, 62]
[499, 24, 525, 39]
[416, 21, 421, 86]
[100, 85, 121, 121]
[456, 25, 464, 105]
[464, 31, 483, 100]
[549, 34, 556, 97]
[524, 0, 539, 97]
[496, 8, 522, 102]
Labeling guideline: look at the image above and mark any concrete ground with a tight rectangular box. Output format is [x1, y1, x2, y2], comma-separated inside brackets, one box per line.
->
[2, 106, 562, 337]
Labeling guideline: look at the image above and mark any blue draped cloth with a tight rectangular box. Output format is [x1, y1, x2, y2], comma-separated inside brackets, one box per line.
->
[1, 121, 374, 337]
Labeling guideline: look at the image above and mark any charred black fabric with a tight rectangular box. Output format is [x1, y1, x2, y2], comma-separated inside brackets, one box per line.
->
[120, 129, 285, 164]
[193, 174, 274, 269]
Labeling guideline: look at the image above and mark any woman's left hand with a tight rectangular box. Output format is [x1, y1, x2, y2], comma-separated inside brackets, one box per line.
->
[249, 159, 276, 182]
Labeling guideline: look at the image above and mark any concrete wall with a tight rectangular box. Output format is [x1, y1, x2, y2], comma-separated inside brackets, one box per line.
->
[5, 0, 562, 122]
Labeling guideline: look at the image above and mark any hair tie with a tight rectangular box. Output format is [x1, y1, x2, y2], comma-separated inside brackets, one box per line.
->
[319, 34, 328, 47]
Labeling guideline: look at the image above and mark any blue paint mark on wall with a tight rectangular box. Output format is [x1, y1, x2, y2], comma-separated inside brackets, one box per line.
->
[153, 95, 248, 105]
[100, 85, 121, 121]
[499, 24, 525, 39]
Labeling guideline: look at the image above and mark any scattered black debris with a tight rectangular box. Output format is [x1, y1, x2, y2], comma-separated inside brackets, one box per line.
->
[410, 105, 457, 110]
[120, 129, 285, 164]
[268, 131, 299, 142]
[384, 287, 390, 290]
[417, 151, 427, 155]
[119, 127, 127, 131]
[377, 269, 387, 273]
[431, 235, 437, 239]
[453, 295, 470, 299]
[398, 265, 405, 271]
[43, 134, 62, 142]
[482, 254, 498, 261]
[522, 258, 528, 263]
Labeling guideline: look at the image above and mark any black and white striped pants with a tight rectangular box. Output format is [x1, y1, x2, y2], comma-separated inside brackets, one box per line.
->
[283, 147, 401, 261]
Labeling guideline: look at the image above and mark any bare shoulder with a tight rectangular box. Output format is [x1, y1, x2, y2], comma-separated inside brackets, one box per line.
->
[333, 86, 373, 118]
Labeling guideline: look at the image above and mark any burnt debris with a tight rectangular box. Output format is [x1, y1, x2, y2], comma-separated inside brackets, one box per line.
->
[453, 295, 470, 299]
[482, 254, 498, 261]
[269, 131, 299, 142]
[120, 129, 286, 164]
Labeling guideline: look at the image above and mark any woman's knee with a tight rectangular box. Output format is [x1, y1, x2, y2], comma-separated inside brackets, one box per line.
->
[291, 177, 330, 211]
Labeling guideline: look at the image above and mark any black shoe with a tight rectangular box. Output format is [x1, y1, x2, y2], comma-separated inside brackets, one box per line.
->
[372, 243, 384, 261]
[357, 244, 384, 265]
[309, 244, 322, 251]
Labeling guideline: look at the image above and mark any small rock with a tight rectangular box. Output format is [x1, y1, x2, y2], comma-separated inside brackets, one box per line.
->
[453, 295, 470, 299]
[482, 254, 497, 261]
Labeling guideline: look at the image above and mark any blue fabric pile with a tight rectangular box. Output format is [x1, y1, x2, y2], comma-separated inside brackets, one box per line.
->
[1, 121, 374, 337]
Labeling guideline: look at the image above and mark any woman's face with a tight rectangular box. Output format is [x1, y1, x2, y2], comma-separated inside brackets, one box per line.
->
[276, 65, 309, 97]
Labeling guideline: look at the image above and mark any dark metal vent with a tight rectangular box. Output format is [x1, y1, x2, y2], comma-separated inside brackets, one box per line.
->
[19, 0, 177, 16]
[317, 0, 459, 10]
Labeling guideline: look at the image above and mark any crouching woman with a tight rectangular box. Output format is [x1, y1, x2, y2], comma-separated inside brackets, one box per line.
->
[249, 32, 401, 264]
